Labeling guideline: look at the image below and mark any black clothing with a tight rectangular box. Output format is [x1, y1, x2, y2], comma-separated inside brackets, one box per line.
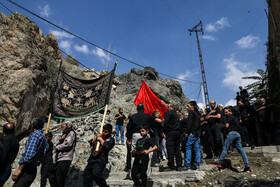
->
[132, 137, 155, 187]
[163, 110, 180, 132]
[180, 118, 188, 134]
[0, 134, 19, 175]
[41, 140, 55, 187]
[132, 154, 149, 187]
[164, 110, 182, 168]
[126, 111, 152, 139]
[83, 158, 108, 187]
[134, 137, 155, 155]
[115, 113, 126, 126]
[84, 136, 115, 187]
[226, 114, 240, 133]
[208, 108, 221, 126]
[12, 164, 37, 187]
[166, 131, 182, 168]
[89, 136, 115, 163]
[55, 160, 71, 187]
[240, 89, 249, 103]
[151, 117, 162, 138]
[185, 110, 200, 136]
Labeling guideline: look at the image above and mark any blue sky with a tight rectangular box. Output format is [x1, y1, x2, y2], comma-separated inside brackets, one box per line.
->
[1, 0, 268, 108]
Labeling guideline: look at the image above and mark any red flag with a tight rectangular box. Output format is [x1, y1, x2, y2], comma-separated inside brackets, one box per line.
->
[134, 80, 167, 119]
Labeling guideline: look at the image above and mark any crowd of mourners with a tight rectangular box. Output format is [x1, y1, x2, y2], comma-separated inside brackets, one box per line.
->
[0, 86, 276, 187]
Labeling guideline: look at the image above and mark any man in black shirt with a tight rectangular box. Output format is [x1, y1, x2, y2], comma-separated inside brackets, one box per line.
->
[211, 107, 252, 172]
[131, 126, 157, 187]
[126, 103, 152, 176]
[0, 123, 19, 187]
[163, 103, 182, 170]
[255, 98, 269, 145]
[114, 108, 128, 145]
[239, 86, 249, 104]
[83, 124, 115, 187]
[205, 100, 222, 156]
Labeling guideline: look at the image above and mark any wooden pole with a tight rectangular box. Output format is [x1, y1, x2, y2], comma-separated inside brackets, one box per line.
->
[45, 113, 52, 134]
[95, 104, 109, 151]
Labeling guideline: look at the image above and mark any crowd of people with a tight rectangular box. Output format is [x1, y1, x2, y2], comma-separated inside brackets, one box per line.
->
[0, 86, 276, 187]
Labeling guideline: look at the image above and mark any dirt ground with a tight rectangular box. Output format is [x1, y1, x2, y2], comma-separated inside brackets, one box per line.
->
[188, 152, 280, 187]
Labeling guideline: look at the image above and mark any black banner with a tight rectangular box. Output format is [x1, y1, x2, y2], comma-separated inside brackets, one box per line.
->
[52, 64, 116, 118]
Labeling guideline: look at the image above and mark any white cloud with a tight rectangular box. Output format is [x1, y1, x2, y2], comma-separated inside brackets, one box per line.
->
[225, 99, 236, 107]
[92, 48, 110, 64]
[74, 44, 89, 54]
[38, 4, 51, 18]
[201, 35, 215, 41]
[50, 30, 74, 39]
[235, 35, 261, 49]
[177, 70, 191, 84]
[222, 57, 258, 90]
[205, 24, 217, 32]
[215, 17, 230, 29]
[205, 17, 230, 33]
[59, 40, 72, 53]
[197, 102, 205, 110]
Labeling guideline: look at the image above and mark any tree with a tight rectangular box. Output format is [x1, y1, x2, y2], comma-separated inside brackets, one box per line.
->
[242, 69, 268, 104]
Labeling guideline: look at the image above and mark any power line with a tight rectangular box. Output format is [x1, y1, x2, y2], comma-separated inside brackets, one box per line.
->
[246, 11, 265, 36]
[179, 0, 198, 22]
[5, 0, 200, 84]
[161, 0, 187, 27]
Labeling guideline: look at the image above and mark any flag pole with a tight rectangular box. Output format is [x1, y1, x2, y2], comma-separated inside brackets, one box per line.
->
[95, 58, 118, 151]
[95, 104, 109, 151]
[46, 59, 63, 134]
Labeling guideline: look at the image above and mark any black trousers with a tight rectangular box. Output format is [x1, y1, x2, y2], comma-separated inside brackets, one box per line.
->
[41, 160, 56, 187]
[151, 136, 160, 165]
[201, 129, 214, 158]
[83, 158, 108, 187]
[131, 154, 149, 187]
[166, 131, 182, 168]
[126, 143, 132, 170]
[13, 164, 37, 187]
[55, 160, 71, 187]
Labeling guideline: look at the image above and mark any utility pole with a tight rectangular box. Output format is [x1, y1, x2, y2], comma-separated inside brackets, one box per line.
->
[189, 21, 210, 109]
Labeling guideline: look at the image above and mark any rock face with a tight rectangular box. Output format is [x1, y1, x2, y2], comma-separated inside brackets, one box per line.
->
[0, 12, 62, 135]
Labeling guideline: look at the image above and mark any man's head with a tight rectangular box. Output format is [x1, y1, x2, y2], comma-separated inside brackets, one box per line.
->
[187, 101, 197, 111]
[3, 123, 15, 134]
[119, 108, 123, 113]
[238, 100, 244, 107]
[61, 120, 72, 131]
[45, 132, 53, 141]
[103, 124, 112, 137]
[224, 107, 232, 116]
[210, 100, 216, 109]
[260, 98, 265, 104]
[183, 113, 188, 119]
[239, 86, 243, 90]
[236, 92, 240, 95]
[139, 126, 149, 137]
[31, 118, 44, 130]
[152, 111, 160, 118]
[217, 104, 223, 111]
[137, 103, 145, 112]
[167, 103, 175, 111]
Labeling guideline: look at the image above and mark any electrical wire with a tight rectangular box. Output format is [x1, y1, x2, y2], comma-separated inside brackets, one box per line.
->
[161, 0, 187, 27]
[179, 0, 197, 22]
[5, 0, 200, 84]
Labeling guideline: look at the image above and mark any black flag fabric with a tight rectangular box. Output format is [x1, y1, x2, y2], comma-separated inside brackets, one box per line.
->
[53, 63, 117, 119]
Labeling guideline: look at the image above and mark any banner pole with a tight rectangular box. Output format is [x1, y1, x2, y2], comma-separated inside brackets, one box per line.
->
[95, 104, 109, 151]
[45, 113, 52, 134]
